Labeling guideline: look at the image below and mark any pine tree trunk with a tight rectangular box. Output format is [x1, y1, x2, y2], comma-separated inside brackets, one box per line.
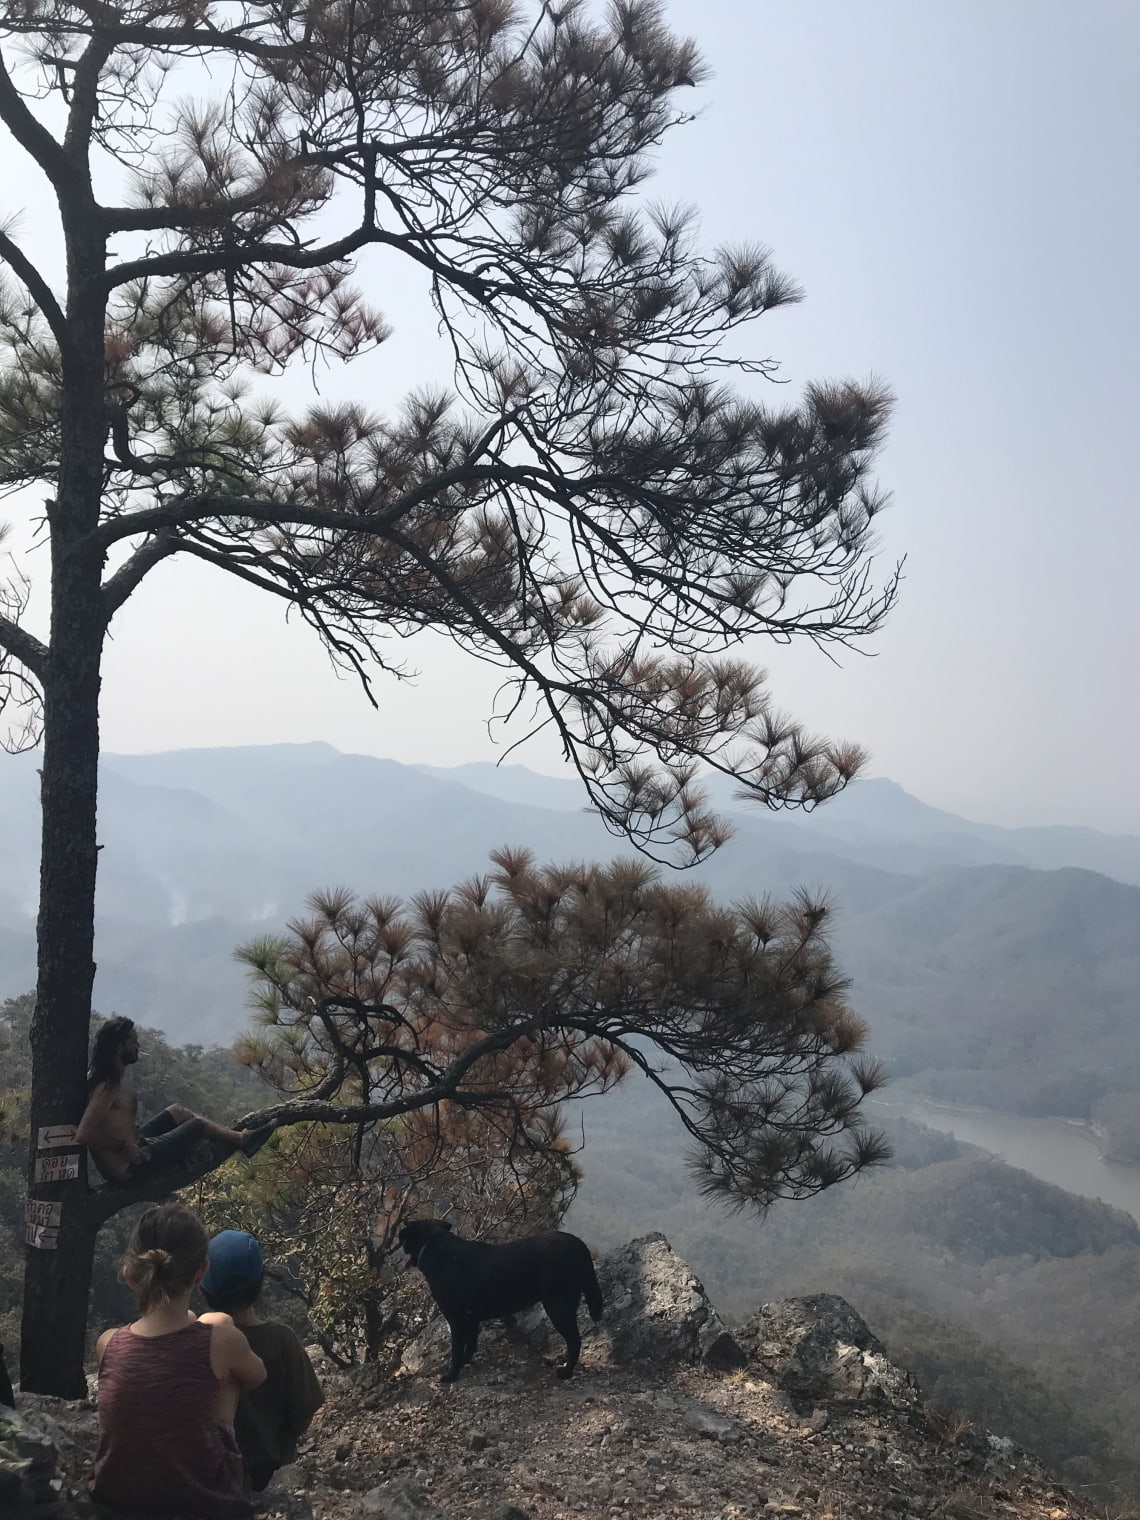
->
[18, 560, 106, 1395]
[19, 268, 109, 1394]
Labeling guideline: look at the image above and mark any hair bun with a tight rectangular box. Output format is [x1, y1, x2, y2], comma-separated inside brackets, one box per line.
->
[137, 1248, 173, 1269]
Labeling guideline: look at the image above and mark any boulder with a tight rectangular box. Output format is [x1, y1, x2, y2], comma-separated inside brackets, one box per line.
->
[12, 1392, 97, 1455]
[0, 1402, 66, 1511]
[593, 1233, 747, 1370]
[683, 1405, 742, 1442]
[503, 1231, 747, 1371]
[735, 1294, 914, 1411]
[261, 1462, 314, 1519]
[400, 1317, 452, 1378]
[356, 1478, 456, 1519]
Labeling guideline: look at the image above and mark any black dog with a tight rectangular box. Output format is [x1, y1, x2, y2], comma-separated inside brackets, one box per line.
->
[399, 1218, 604, 1382]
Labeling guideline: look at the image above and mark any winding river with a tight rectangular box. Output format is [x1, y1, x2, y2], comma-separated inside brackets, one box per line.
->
[877, 1096, 1140, 1227]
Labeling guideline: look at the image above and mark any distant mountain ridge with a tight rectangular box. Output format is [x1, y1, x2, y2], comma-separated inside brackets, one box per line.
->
[2, 743, 1140, 1130]
[420, 759, 1140, 883]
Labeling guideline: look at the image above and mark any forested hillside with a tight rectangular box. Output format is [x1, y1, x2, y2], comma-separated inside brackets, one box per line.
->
[5, 747, 1140, 1497]
[568, 1068, 1140, 1499]
[3, 745, 1140, 1146]
[836, 863, 1140, 1116]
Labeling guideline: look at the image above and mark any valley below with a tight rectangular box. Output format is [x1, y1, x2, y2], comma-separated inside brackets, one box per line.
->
[5, 746, 1140, 1501]
[884, 1095, 1140, 1224]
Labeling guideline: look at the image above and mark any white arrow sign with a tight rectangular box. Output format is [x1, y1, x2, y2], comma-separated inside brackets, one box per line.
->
[25, 1222, 60, 1251]
[37, 1125, 77, 1150]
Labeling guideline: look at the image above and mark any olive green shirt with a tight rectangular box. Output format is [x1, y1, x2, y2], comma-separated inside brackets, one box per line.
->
[235, 1322, 324, 1492]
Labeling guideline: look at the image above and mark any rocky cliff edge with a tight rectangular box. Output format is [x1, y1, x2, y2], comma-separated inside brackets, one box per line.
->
[4, 1232, 1089, 1520]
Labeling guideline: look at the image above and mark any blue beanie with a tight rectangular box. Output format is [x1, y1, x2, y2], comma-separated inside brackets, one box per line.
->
[202, 1230, 264, 1298]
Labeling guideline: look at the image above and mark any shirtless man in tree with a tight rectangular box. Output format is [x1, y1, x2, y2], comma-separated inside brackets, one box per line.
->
[76, 1017, 274, 1185]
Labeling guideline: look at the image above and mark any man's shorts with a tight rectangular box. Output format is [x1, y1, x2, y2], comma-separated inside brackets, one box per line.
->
[118, 1109, 206, 1180]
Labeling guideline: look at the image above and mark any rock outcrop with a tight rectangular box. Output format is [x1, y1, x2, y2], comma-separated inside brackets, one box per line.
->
[0, 1401, 67, 1513]
[8, 1236, 1102, 1520]
[593, 1233, 748, 1371]
[735, 1293, 913, 1410]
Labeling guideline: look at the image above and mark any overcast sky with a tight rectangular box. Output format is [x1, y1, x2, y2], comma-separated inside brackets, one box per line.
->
[3, 1, 1138, 831]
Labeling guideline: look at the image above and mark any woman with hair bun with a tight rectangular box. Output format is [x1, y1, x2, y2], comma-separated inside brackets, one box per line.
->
[89, 1202, 267, 1517]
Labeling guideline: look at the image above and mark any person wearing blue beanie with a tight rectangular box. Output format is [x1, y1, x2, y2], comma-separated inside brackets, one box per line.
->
[200, 1230, 324, 1493]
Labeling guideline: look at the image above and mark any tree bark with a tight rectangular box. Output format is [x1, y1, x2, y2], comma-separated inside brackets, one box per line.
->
[18, 547, 106, 1394]
[19, 244, 109, 1393]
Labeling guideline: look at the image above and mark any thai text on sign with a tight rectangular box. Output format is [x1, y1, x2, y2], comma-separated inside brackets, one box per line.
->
[25, 1198, 62, 1230]
[34, 1152, 80, 1184]
[24, 1198, 63, 1249]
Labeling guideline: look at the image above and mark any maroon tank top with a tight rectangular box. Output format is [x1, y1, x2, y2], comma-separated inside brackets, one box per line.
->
[90, 1320, 252, 1518]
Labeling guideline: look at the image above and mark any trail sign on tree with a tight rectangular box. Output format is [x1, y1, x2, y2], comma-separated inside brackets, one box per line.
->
[0, 0, 899, 1394]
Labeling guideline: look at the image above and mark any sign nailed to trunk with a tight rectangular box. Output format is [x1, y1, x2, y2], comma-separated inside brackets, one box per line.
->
[25, 1199, 63, 1230]
[37, 1125, 77, 1150]
[34, 1153, 80, 1184]
[25, 1223, 60, 1251]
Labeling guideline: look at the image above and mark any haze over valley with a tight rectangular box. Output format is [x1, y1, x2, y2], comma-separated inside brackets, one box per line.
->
[4, 742, 1139, 1137]
[6, 742, 1140, 1496]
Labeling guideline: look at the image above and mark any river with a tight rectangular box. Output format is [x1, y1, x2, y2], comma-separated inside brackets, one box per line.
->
[876, 1096, 1140, 1227]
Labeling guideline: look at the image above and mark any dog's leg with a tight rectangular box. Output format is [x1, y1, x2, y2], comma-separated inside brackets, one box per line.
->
[463, 1318, 481, 1369]
[442, 1315, 470, 1383]
[543, 1298, 582, 1379]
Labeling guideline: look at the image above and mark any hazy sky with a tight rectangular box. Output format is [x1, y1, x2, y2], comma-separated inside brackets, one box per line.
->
[3, 1, 1139, 831]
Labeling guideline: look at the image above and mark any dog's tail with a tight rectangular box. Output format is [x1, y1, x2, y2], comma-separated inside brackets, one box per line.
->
[579, 1243, 604, 1322]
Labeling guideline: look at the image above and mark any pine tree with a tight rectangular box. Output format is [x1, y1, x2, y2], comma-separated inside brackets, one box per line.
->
[198, 856, 888, 1361]
[0, 0, 896, 1392]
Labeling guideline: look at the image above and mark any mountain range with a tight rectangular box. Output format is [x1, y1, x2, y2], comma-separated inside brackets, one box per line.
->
[2, 742, 1139, 1122]
[5, 742, 1140, 1494]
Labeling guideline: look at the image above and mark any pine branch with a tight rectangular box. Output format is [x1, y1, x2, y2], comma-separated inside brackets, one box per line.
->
[97, 212, 499, 312]
[0, 232, 69, 352]
[0, 611, 48, 683]
[85, 1133, 239, 1224]
[88, 463, 516, 549]
[235, 1020, 539, 1132]
[99, 215, 380, 296]
[100, 533, 181, 620]
[103, 186, 292, 235]
[0, 51, 74, 190]
[63, 37, 111, 165]
[162, 538, 306, 607]
[80, 20, 302, 65]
